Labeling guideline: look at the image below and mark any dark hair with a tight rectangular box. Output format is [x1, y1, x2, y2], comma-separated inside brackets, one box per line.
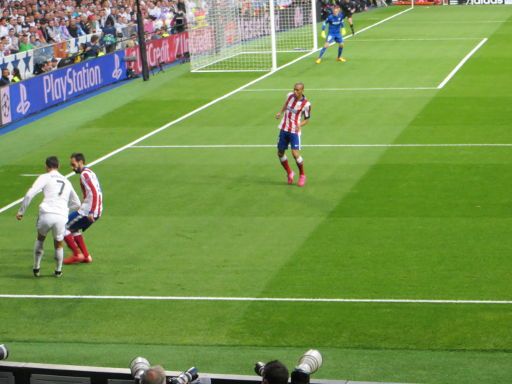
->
[45, 156, 59, 169]
[263, 361, 289, 384]
[70, 152, 86, 163]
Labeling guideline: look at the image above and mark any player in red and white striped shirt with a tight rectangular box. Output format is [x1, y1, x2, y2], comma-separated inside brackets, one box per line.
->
[275, 83, 311, 187]
[63, 153, 103, 264]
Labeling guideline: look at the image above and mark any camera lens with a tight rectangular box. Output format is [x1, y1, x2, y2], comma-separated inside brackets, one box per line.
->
[254, 362, 265, 376]
[129, 357, 151, 380]
[169, 367, 198, 384]
[0, 345, 8, 360]
[296, 349, 322, 374]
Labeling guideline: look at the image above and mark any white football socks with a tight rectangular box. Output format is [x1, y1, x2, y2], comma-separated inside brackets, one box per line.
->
[54, 247, 64, 272]
[33, 240, 44, 269]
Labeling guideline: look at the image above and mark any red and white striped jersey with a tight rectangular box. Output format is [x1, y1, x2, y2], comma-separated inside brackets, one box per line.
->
[78, 167, 103, 218]
[278, 92, 311, 134]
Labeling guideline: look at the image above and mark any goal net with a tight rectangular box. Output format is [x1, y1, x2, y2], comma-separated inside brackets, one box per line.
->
[187, 0, 318, 72]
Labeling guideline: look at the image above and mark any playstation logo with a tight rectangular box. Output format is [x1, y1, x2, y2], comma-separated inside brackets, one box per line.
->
[16, 83, 30, 115]
[112, 54, 123, 80]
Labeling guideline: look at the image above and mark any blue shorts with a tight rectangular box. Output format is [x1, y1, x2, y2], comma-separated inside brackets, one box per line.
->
[277, 130, 301, 151]
[67, 211, 98, 233]
[327, 33, 343, 44]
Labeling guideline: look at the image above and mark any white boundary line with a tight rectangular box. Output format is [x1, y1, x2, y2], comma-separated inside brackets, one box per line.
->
[437, 38, 488, 89]
[130, 143, 512, 149]
[0, 294, 510, 304]
[0, 7, 413, 215]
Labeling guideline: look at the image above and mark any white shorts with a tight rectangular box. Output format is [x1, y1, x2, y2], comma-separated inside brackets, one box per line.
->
[36, 213, 67, 241]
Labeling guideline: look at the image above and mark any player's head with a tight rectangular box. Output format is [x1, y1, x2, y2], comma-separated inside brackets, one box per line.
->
[45, 156, 59, 171]
[70, 152, 86, 173]
[293, 82, 304, 99]
[262, 361, 289, 384]
[333, 4, 341, 15]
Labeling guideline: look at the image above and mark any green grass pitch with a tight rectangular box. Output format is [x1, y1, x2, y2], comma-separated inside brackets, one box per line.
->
[1, 5, 512, 384]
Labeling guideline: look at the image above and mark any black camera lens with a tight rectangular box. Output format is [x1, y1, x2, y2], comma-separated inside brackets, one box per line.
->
[169, 367, 198, 384]
[254, 362, 265, 377]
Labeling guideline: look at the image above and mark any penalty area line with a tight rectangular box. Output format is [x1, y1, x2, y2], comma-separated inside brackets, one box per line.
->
[0, 294, 511, 305]
[438, 38, 488, 89]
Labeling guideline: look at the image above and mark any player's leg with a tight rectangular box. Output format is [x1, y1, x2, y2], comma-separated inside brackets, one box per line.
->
[53, 239, 64, 277]
[64, 211, 84, 261]
[51, 214, 67, 277]
[33, 233, 46, 277]
[348, 16, 355, 35]
[336, 36, 346, 62]
[74, 228, 93, 263]
[291, 135, 306, 187]
[33, 215, 50, 277]
[316, 38, 331, 63]
[277, 131, 295, 184]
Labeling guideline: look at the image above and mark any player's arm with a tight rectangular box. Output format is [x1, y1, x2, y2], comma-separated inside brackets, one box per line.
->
[16, 175, 45, 220]
[275, 99, 290, 119]
[81, 172, 99, 222]
[68, 185, 81, 212]
[321, 18, 329, 39]
[300, 104, 312, 128]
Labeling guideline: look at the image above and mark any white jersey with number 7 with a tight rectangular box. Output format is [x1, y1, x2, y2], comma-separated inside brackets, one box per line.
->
[18, 170, 81, 217]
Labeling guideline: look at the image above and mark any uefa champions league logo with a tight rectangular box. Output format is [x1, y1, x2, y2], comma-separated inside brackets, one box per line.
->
[112, 54, 123, 80]
[16, 83, 30, 115]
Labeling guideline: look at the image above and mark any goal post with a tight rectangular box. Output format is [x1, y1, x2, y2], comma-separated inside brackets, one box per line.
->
[187, 0, 318, 72]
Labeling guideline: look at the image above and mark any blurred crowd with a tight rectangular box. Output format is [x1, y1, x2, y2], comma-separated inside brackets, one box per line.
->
[0, 0, 188, 57]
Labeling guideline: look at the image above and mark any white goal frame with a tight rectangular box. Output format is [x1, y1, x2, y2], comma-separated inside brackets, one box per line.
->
[187, 0, 318, 73]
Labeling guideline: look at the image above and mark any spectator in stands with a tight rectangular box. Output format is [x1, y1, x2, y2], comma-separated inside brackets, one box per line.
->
[140, 366, 167, 384]
[59, 19, 72, 41]
[37, 21, 50, 43]
[83, 34, 101, 59]
[86, 15, 101, 34]
[7, 28, 19, 53]
[261, 361, 289, 384]
[11, 67, 22, 83]
[18, 34, 33, 52]
[29, 35, 43, 48]
[0, 18, 9, 38]
[46, 19, 61, 43]
[68, 19, 79, 38]
[101, 15, 117, 53]
[78, 15, 90, 35]
[1, 36, 10, 55]
[0, 68, 10, 86]
[10, 18, 22, 35]
[50, 58, 59, 71]
[75, 43, 88, 62]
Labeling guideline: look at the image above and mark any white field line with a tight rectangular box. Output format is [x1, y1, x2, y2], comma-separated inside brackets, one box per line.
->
[0, 294, 511, 304]
[130, 143, 512, 149]
[0, 7, 413, 215]
[350, 37, 484, 41]
[437, 38, 488, 89]
[20, 174, 40, 177]
[242, 87, 437, 92]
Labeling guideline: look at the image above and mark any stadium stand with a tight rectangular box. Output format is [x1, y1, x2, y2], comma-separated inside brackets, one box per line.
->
[0, 0, 188, 79]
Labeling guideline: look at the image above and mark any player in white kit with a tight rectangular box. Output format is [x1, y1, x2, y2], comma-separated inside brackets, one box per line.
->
[16, 156, 81, 277]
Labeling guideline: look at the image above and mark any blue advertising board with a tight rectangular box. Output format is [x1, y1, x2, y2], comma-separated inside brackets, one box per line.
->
[1, 52, 127, 125]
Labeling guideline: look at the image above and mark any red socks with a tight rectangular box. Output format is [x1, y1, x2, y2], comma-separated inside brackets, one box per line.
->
[65, 234, 90, 257]
[73, 234, 90, 257]
[64, 234, 81, 257]
[296, 157, 305, 176]
[280, 156, 292, 174]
